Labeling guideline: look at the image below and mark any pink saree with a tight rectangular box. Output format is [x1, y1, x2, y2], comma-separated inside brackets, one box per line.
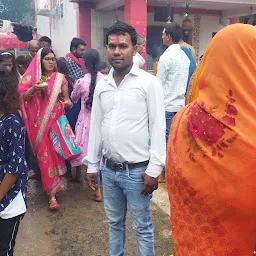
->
[19, 49, 67, 196]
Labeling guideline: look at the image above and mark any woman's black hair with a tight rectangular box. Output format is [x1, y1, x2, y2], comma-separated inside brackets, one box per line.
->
[41, 48, 55, 75]
[83, 49, 100, 109]
[105, 21, 138, 46]
[0, 67, 20, 114]
[57, 57, 72, 86]
[0, 51, 19, 82]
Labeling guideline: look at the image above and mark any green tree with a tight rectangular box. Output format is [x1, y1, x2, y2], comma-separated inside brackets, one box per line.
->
[0, 0, 35, 25]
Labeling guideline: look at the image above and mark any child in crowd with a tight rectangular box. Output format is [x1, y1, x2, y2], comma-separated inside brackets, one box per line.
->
[0, 67, 28, 255]
[16, 55, 31, 78]
[71, 49, 104, 202]
[97, 61, 109, 76]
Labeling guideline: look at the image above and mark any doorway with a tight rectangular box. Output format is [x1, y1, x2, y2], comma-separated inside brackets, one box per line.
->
[147, 26, 167, 57]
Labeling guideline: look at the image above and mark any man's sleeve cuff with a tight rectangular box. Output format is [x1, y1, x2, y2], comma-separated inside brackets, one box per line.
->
[145, 162, 163, 178]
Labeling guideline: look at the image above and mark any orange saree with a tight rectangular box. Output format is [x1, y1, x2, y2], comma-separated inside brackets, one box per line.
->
[166, 24, 256, 255]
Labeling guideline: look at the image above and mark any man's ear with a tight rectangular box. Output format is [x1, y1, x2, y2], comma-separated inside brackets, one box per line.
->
[167, 35, 172, 42]
[133, 45, 138, 56]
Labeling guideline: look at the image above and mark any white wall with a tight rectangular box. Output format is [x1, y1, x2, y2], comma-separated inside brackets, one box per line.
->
[36, 16, 50, 38]
[199, 14, 227, 56]
[51, 0, 78, 57]
[36, 0, 78, 57]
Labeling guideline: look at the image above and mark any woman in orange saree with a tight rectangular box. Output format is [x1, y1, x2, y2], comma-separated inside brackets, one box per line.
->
[166, 24, 256, 255]
[19, 48, 72, 210]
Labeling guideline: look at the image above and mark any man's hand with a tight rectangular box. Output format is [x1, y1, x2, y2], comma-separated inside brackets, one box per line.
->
[141, 173, 158, 196]
[87, 173, 98, 191]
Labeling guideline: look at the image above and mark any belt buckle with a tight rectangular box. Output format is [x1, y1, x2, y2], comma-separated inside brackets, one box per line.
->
[115, 162, 124, 171]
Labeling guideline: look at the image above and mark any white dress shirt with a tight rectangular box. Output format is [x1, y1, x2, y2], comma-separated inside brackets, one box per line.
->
[157, 44, 190, 112]
[85, 65, 166, 178]
[133, 52, 145, 68]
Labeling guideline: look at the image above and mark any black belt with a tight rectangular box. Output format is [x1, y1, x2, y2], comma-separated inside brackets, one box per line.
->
[104, 157, 149, 172]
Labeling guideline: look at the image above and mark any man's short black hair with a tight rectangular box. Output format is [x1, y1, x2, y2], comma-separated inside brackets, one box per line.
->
[39, 36, 52, 46]
[70, 38, 86, 51]
[16, 55, 30, 68]
[164, 23, 183, 44]
[105, 21, 138, 46]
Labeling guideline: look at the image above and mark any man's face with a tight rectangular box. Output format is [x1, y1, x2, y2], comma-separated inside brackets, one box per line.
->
[137, 43, 145, 55]
[29, 46, 40, 58]
[1, 57, 13, 72]
[162, 29, 171, 46]
[40, 41, 51, 48]
[73, 45, 86, 58]
[107, 33, 136, 71]
[28, 40, 41, 58]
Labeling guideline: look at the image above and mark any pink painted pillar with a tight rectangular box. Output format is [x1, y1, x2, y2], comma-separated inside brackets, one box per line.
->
[230, 17, 239, 25]
[77, 2, 92, 48]
[124, 0, 147, 70]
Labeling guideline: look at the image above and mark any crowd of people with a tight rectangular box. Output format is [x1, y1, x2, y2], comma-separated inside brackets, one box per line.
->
[0, 19, 255, 256]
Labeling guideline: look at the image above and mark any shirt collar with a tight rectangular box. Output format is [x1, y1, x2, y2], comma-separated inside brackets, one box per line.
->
[104, 64, 140, 85]
[166, 43, 181, 51]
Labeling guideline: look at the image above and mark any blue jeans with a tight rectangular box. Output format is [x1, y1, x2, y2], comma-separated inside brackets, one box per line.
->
[102, 165, 155, 256]
[163, 112, 176, 173]
[165, 111, 177, 143]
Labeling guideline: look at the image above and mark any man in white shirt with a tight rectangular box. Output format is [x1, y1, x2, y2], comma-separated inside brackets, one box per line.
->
[157, 22, 190, 182]
[86, 21, 166, 256]
[133, 34, 146, 68]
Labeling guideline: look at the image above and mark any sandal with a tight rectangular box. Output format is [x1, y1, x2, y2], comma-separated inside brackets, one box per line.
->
[49, 197, 60, 210]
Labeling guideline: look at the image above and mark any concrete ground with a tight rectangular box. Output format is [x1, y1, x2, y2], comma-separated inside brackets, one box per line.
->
[15, 175, 174, 256]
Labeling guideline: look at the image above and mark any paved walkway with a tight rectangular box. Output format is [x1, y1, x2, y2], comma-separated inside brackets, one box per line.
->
[16, 176, 174, 256]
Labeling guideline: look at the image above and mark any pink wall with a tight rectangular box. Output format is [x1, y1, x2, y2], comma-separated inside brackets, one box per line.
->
[77, 2, 94, 48]
[124, 0, 147, 70]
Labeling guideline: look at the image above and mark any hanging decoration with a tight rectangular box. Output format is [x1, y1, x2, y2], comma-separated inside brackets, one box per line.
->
[246, 6, 256, 25]
[182, 3, 193, 30]
[166, 2, 172, 24]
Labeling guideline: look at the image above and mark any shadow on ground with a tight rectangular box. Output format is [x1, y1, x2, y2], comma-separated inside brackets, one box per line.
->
[16, 174, 174, 256]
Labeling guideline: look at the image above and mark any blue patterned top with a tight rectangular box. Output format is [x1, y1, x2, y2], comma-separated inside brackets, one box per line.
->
[65, 57, 84, 82]
[65, 57, 84, 131]
[0, 114, 28, 212]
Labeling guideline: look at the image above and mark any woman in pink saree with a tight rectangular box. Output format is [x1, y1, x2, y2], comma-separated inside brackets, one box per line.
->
[19, 48, 72, 210]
